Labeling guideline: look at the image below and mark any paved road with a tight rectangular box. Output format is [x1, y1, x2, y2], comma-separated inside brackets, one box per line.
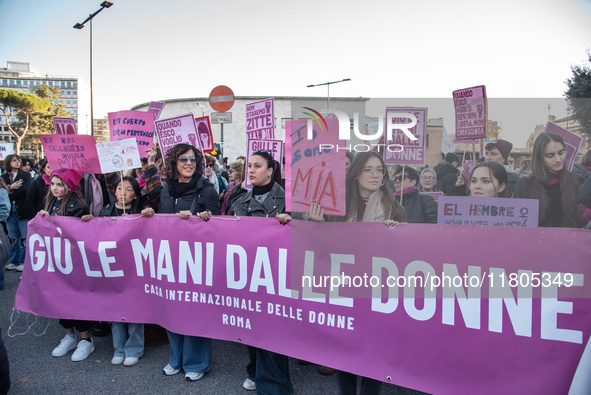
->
[1, 270, 425, 394]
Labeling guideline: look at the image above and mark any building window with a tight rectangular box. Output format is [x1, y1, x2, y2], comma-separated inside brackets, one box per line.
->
[73, 99, 77, 105]
[67, 81, 72, 87]
[61, 81, 65, 87]
[66, 90, 71, 96]
[73, 90, 77, 96]
[16, 80, 21, 86]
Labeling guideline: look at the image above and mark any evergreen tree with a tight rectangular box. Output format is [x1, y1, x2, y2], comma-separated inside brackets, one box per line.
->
[565, 51, 591, 140]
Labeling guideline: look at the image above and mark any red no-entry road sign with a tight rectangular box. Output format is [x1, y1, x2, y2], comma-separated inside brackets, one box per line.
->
[208, 86, 235, 112]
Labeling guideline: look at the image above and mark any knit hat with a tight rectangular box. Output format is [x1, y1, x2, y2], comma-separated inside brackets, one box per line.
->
[51, 169, 83, 192]
[488, 139, 513, 161]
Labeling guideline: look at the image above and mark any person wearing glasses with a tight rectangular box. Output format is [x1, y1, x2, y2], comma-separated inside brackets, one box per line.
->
[305, 151, 406, 395]
[2, 155, 32, 272]
[204, 153, 228, 200]
[392, 166, 437, 224]
[141, 143, 220, 382]
[417, 168, 439, 193]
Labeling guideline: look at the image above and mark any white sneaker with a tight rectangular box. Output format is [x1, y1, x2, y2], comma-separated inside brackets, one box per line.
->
[15, 264, 24, 272]
[52, 334, 77, 357]
[111, 356, 124, 365]
[243, 378, 256, 391]
[185, 372, 204, 381]
[163, 363, 181, 376]
[5, 263, 18, 271]
[123, 357, 139, 366]
[71, 339, 94, 361]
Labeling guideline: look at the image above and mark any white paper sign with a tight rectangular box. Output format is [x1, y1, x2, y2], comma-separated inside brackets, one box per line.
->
[96, 138, 142, 174]
[0, 143, 15, 161]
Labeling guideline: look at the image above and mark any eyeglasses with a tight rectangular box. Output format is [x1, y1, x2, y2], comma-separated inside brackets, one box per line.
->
[253, 150, 271, 155]
[178, 156, 197, 164]
[393, 175, 404, 182]
[363, 168, 386, 177]
[206, 163, 214, 168]
[421, 176, 436, 181]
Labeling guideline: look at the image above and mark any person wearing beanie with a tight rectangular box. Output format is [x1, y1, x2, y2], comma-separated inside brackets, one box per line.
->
[485, 139, 518, 197]
[38, 168, 95, 362]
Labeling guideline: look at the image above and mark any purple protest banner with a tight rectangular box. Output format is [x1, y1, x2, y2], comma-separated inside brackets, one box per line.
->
[437, 196, 539, 227]
[453, 85, 487, 141]
[146, 101, 165, 120]
[155, 114, 202, 159]
[15, 216, 591, 394]
[53, 117, 77, 135]
[39, 134, 101, 174]
[421, 191, 444, 201]
[108, 111, 155, 153]
[246, 139, 283, 189]
[545, 122, 583, 172]
[195, 116, 214, 153]
[246, 98, 274, 139]
[287, 119, 346, 216]
[383, 107, 427, 165]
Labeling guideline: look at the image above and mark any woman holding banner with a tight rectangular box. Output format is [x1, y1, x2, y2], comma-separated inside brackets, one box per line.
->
[142, 143, 220, 381]
[514, 132, 590, 227]
[38, 169, 96, 362]
[220, 149, 291, 393]
[306, 151, 406, 395]
[469, 162, 508, 198]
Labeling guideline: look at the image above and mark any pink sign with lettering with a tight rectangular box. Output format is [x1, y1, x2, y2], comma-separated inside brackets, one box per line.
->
[453, 85, 487, 140]
[39, 134, 101, 174]
[384, 107, 427, 165]
[53, 117, 77, 135]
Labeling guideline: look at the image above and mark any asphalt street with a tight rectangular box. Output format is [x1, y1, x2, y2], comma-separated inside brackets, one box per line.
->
[0, 269, 425, 394]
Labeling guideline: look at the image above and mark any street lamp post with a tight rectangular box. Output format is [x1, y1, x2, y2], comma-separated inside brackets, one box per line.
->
[306, 78, 351, 108]
[74, 1, 114, 137]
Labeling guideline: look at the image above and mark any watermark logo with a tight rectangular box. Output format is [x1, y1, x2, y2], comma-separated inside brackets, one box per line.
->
[302, 107, 418, 153]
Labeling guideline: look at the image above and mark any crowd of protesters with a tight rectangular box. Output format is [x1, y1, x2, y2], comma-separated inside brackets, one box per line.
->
[1, 130, 591, 395]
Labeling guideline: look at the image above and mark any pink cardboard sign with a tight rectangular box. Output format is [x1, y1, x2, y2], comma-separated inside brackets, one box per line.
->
[246, 139, 283, 189]
[146, 101, 165, 120]
[246, 98, 274, 139]
[155, 114, 202, 159]
[384, 107, 427, 165]
[53, 117, 77, 135]
[453, 85, 487, 140]
[39, 134, 101, 174]
[287, 119, 346, 216]
[195, 116, 214, 153]
[545, 122, 583, 172]
[15, 216, 591, 395]
[461, 160, 475, 182]
[108, 111, 155, 153]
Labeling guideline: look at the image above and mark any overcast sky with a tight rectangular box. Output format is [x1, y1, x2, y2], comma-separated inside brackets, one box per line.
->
[1, 0, 590, 147]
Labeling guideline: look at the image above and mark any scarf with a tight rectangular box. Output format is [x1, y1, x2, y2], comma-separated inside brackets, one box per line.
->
[394, 185, 417, 197]
[42, 173, 51, 186]
[347, 190, 386, 222]
[167, 176, 200, 199]
[89, 174, 104, 217]
[548, 170, 560, 185]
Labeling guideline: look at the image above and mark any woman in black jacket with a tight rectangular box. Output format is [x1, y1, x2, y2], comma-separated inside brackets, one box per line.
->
[1, 155, 32, 272]
[142, 143, 219, 382]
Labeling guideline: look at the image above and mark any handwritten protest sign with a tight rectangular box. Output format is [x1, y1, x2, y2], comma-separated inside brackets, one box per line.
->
[195, 116, 214, 153]
[383, 107, 427, 165]
[53, 117, 77, 135]
[453, 85, 487, 141]
[155, 114, 201, 159]
[39, 134, 101, 174]
[108, 111, 155, 153]
[437, 196, 539, 227]
[146, 101, 165, 120]
[246, 139, 283, 189]
[421, 191, 444, 201]
[0, 143, 14, 160]
[96, 138, 142, 174]
[246, 98, 274, 139]
[461, 160, 475, 183]
[545, 122, 583, 172]
[287, 119, 345, 215]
